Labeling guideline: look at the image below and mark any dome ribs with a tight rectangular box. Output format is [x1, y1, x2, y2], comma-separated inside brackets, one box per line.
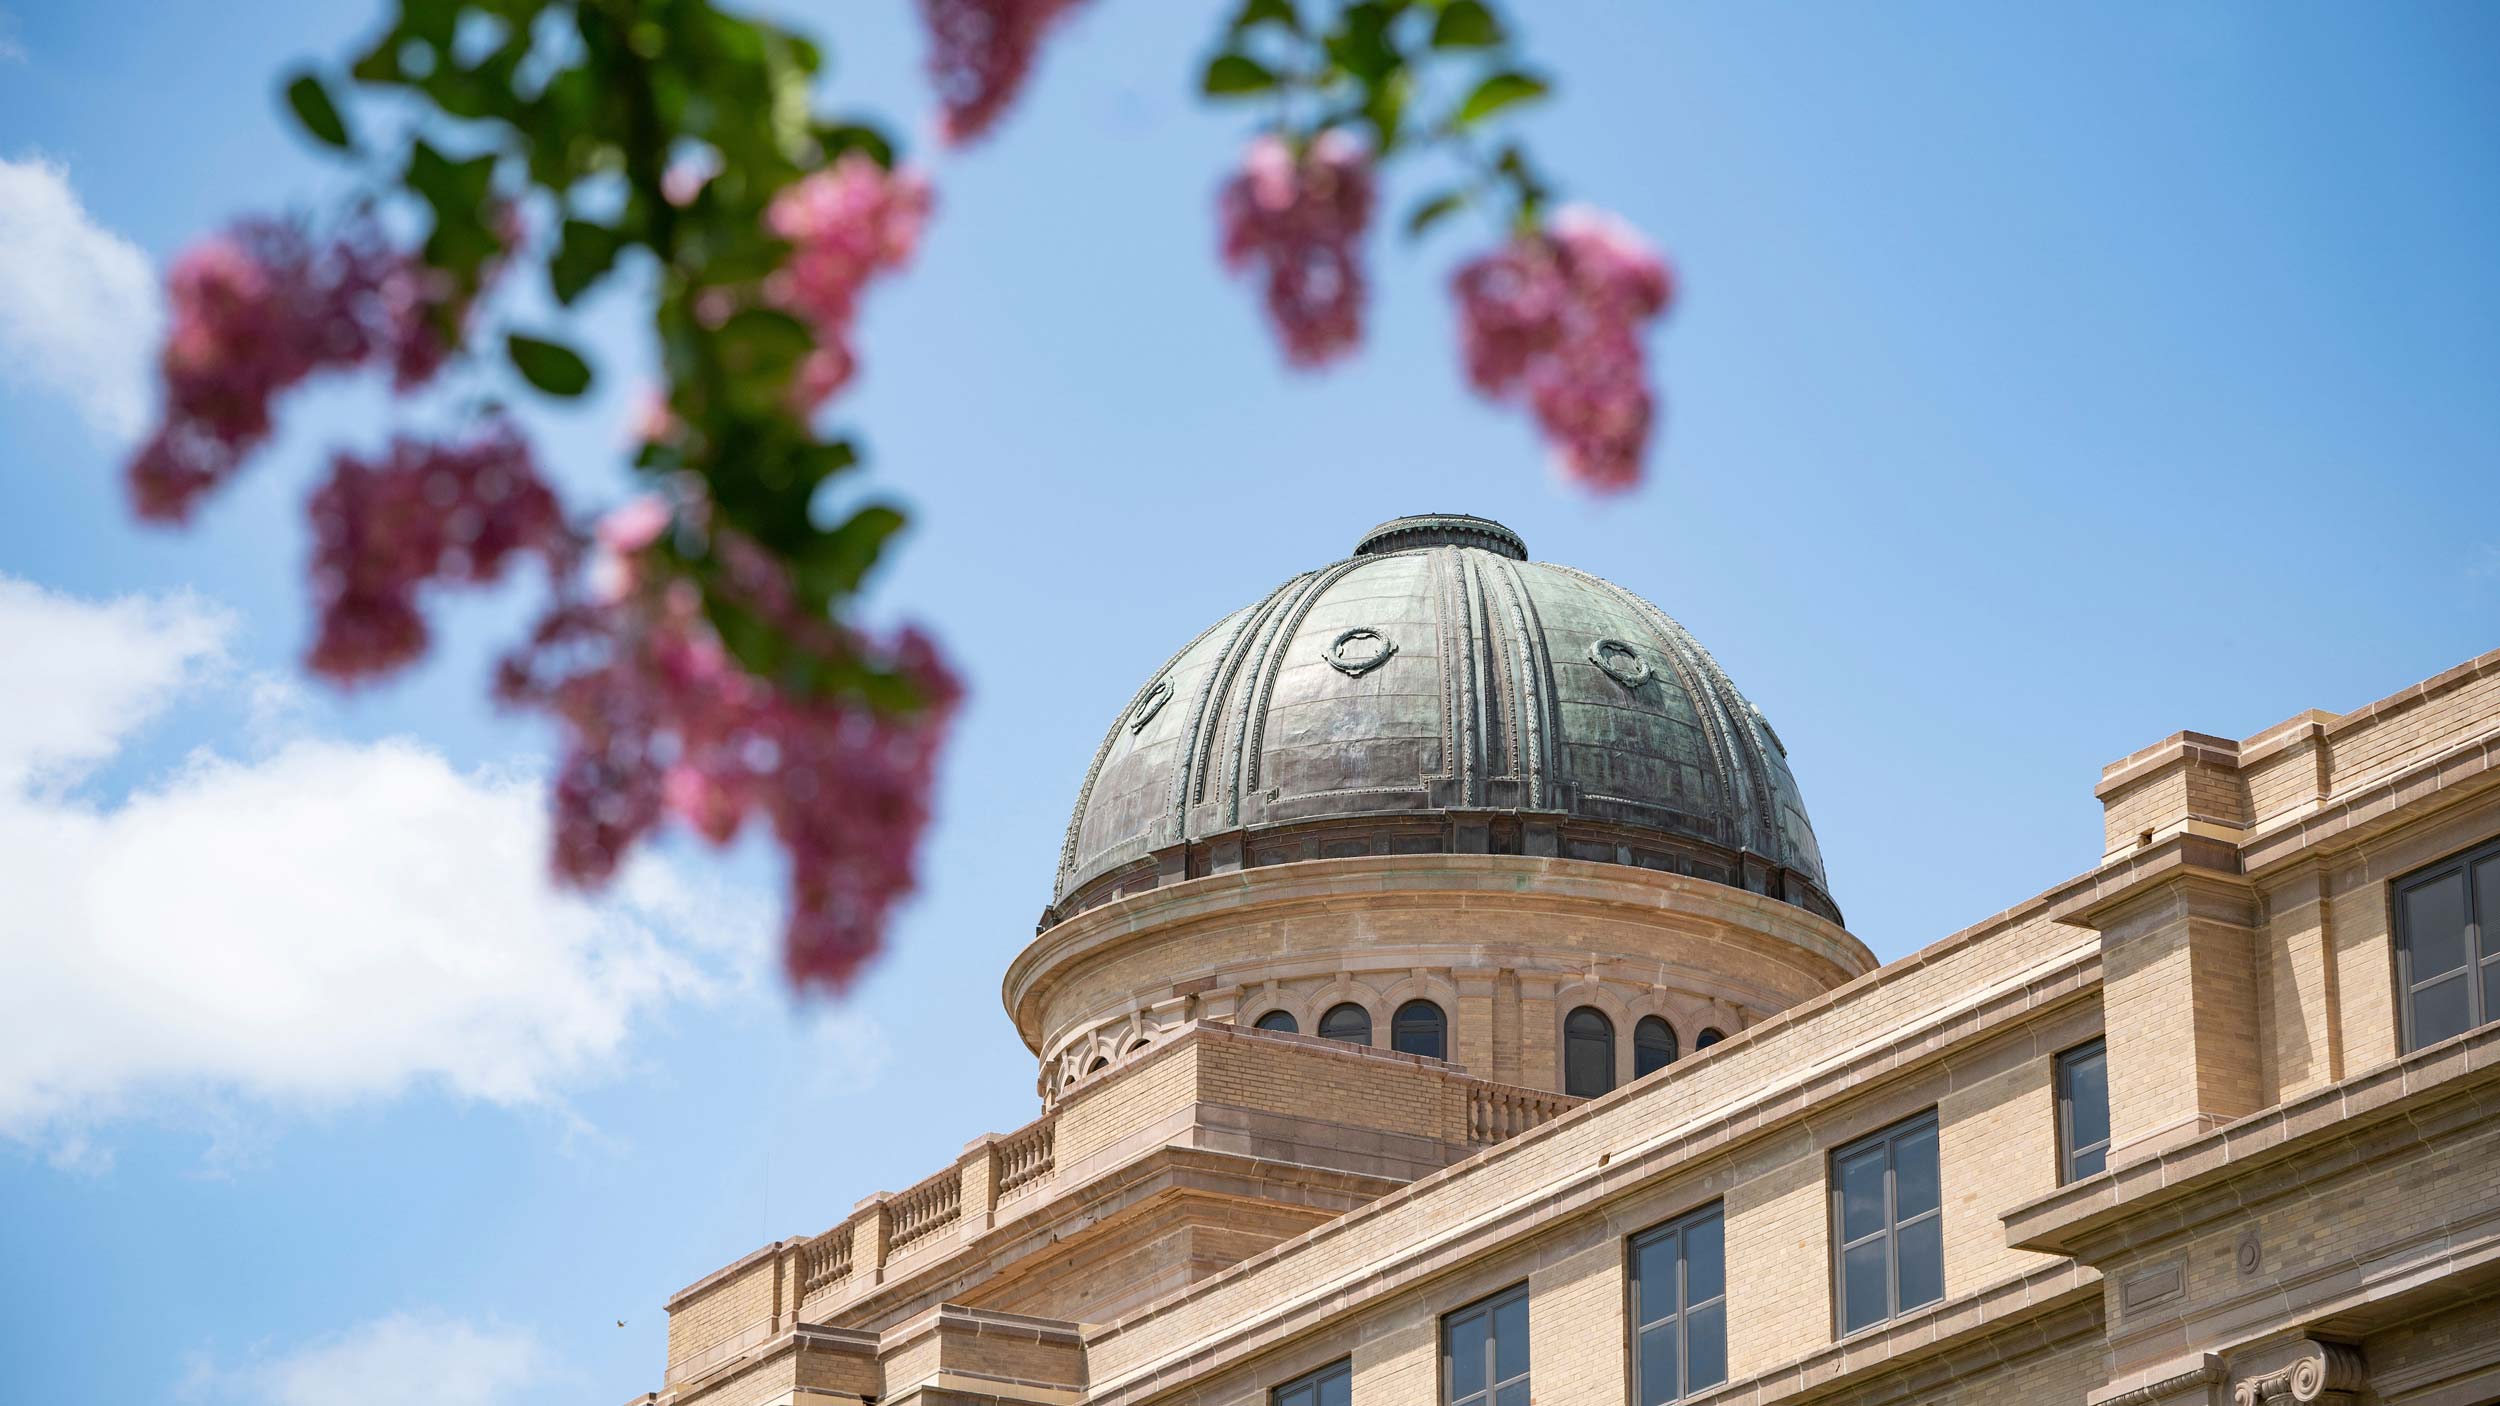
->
[1049, 516, 1837, 925]
[1483, 553, 1563, 811]
[1053, 610, 1232, 902]
[1235, 556, 1371, 816]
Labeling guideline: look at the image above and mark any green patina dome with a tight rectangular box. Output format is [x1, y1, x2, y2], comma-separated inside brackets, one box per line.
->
[1045, 515, 1837, 928]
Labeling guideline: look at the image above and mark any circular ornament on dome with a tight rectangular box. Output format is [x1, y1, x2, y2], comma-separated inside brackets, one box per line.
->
[1588, 637, 1653, 690]
[1325, 627, 1398, 677]
[1129, 678, 1174, 733]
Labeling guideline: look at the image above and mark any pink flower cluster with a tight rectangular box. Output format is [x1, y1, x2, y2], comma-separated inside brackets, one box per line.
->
[305, 426, 564, 682]
[918, 0, 1086, 145]
[499, 506, 961, 993]
[1452, 205, 1676, 492]
[129, 219, 476, 522]
[764, 154, 934, 412]
[1218, 132, 1377, 368]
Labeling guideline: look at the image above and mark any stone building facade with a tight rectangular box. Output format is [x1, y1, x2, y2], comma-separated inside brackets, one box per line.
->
[634, 516, 2500, 1406]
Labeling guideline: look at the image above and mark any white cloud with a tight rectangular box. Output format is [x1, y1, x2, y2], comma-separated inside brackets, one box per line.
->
[0, 574, 769, 1147]
[192, 1312, 550, 1406]
[0, 156, 161, 440]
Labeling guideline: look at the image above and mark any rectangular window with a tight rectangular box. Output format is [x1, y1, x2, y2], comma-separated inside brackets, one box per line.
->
[2395, 836, 2500, 1052]
[2055, 1040, 2110, 1183]
[1630, 1203, 1727, 1404]
[1441, 1283, 1529, 1406]
[1830, 1110, 1943, 1337]
[1273, 1358, 1352, 1406]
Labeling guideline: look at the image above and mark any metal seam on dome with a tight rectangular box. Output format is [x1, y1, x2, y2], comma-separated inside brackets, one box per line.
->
[1428, 547, 1463, 793]
[1054, 609, 1234, 896]
[1208, 572, 1309, 815]
[1490, 554, 1563, 808]
[1240, 555, 1371, 802]
[1456, 550, 1483, 798]
[1457, 551, 1493, 801]
[1671, 623, 1785, 859]
[1166, 573, 1306, 849]
[1470, 554, 1521, 793]
[1223, 560, 1332, 816]
[1547, 564, 1747, 852]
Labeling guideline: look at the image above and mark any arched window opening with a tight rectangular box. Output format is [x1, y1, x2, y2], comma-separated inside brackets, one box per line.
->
[1634, 1015, 1679, 1077]
[1318, 1002, 1373, 1045]
[1391, 999, 1447, 1060]
[1696, 1027, 1726, 1049]
[1087, 1056, 1109, 1073]
[1253, 1009, 1299, 1034]
[1129, 1036, 1151, 1051]
[1565, 1006, 1615, 1098]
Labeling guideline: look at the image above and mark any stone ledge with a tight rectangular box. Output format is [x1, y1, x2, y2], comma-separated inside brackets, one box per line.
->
[1682, 1263, 2101, 1406]
[2003, 1021, 2500, 1258]
[1074, 934, 2101, 1405]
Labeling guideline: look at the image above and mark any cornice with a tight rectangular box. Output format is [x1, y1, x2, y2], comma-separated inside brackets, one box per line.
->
[2003, 1022, 2500, 1260]
[1076, 934, 2101, 1405]
[1004, 854, 1876, 1051]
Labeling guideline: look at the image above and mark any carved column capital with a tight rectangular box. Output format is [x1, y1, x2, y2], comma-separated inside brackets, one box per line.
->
[2231, 1340, 2367, 1406]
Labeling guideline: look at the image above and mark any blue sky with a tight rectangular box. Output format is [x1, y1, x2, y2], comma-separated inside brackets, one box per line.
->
[1, 3, 2494, 1403]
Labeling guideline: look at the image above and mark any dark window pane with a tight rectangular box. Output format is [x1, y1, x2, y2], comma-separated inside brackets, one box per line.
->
[2483, 957, 2500, 1033]
[1695, 1028, 1724, 1048]
[1897, 1213, 1944, 1312]
[1683, 1212, 1724, 1305]
[1319, 1002, 1371, 1045]
[2413, 971, 2473, 1047]
[1394, 1000, 1448, 1060]
[1317, 1365, 1351, 1406]
[1893, 1124, 1940, 1220]
[1493, 1383, 1530, 1406]
[1684, 1300, 1727, 1391]
[1492, 1291, 1529, 1378]
[1446, 1311, 1486, 1402]
[1837, 1146, 1887, 1241]
[1635, 1016, 1678, 1076]
[1840, 1239, 1889, 1334]
[2061, 1045, 2109, 1170]
[1276, 1383, 1312, 1406]
[1565, 1007, 1615, 1098]
[1633, 1230, 1679, 1327]
[1637, 1323, 1678, 1406]
[2405, 871, 2470, 977]
[1254, 1010, 1298, 1034]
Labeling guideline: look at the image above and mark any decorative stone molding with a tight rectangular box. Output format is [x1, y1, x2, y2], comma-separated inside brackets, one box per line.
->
[2231, 1340, 2368, 1406]
[2091, 1354, 2222, 1406]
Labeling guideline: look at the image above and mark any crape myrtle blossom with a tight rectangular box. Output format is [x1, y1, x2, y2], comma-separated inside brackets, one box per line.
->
[305, 426, 565, 683]
[1452, 204, 1676, 492]
[918, 0, 1088, 145]
[763, 154, 934, 413]
[497, 499, 960, 993]
[1217, 131, 1377, 369]
[127, 217, 485, 523]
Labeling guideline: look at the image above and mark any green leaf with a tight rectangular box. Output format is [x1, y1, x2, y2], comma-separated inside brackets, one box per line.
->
[1405, 190, 1466, 239]
[1202, 52, 1278, 96]
[711, 307, 815, 415]
[284, 71, 353, 149]
[814, 122, 896, 167]
[1455, 70, 1548, 126]
[1231, 0, 1302, 33]
[507, 334, 593, 397]
[1431, 0, 1503, 48]
[795, 502, 906, 601]
[1325, 3, 1401, 85]
[550, 219, 624, 305]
